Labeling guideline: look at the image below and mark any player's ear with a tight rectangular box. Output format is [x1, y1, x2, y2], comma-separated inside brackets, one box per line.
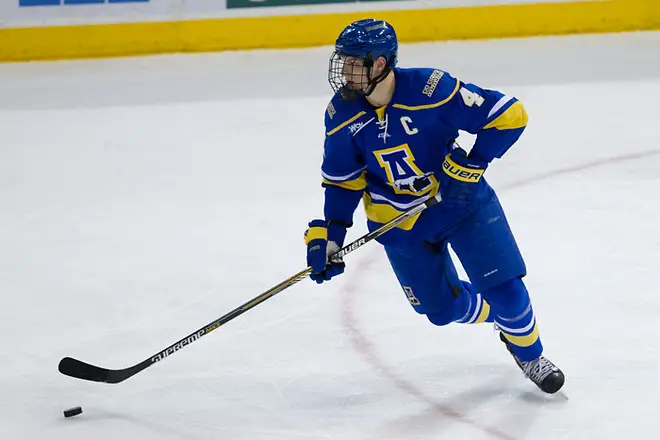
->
[380, 56, 389, 69]
[373, 56, 387, 74]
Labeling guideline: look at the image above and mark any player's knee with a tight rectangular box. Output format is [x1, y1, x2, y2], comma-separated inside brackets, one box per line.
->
[425, 283, 472, 326]
[482, 277, 529, 312]
[461, 280, 477, 297]
[426, 309, 454, 327]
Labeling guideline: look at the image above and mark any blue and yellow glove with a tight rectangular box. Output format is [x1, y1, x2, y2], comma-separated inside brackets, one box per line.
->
[304, 219, 348, 284]
[442, 147, 488, 203]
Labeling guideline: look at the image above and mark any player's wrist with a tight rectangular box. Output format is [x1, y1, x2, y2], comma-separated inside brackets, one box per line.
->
[450, 148, 489, 171]
[327, 220, 349, 248]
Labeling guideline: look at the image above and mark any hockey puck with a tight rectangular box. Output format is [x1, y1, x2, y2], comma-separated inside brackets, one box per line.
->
[63, 406, 82, 418]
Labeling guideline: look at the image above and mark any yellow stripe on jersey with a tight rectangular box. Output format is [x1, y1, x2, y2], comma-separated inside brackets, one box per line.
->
[483, 101, 529, 130]
[362, 193, 423, 231]
[323, 172, 367, 191]
[326, 111, 367, 136]
[475, 300, 491, 323]
[392, 78, 460, 111]
[304, 226, 328, 245]
[501, 324, 540, 348]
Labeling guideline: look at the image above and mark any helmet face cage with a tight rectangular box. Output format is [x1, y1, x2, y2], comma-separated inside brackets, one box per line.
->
[328, 52, 393, 101]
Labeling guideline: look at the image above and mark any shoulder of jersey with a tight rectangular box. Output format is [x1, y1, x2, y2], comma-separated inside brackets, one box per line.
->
[324, 92, 368, 137]
[393, 67, 461, 109]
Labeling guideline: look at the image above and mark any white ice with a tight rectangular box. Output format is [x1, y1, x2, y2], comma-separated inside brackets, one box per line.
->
[1, 31, 659, 440]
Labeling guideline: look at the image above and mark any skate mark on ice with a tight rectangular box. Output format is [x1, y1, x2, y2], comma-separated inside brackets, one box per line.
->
[340, 258, 517, 440]
[500, 148, 660, 191]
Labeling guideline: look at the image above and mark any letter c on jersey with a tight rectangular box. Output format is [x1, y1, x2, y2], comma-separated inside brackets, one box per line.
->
[400, 116, 418, 135]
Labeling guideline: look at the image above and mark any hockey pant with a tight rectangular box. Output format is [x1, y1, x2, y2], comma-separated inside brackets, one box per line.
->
[384, 195, 543, 361]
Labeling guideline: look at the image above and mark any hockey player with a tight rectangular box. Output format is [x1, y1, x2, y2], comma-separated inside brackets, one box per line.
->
[304, 19, 565, 393]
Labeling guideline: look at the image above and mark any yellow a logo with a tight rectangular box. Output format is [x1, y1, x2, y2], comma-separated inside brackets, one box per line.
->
[374, 144, 437, 196]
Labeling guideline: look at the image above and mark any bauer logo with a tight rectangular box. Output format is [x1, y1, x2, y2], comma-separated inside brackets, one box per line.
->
[333, 238, 366, 259]
[442, 157, 483, 183]
[20, 0, 148, 7]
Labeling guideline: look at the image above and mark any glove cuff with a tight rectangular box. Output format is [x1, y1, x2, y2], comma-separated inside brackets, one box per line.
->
[443, 152, 486, 183]
[449, 147, 489, 169]
[305, 219, 328, 245]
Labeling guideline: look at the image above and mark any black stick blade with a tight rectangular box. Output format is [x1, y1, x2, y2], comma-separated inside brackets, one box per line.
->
[58, 357, 111, 383]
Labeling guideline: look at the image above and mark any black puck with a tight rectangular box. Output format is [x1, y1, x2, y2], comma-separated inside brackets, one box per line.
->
[63, 406, 83, 418]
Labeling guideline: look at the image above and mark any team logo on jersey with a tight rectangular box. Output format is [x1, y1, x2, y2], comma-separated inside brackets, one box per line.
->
[374, 144, 437, 196]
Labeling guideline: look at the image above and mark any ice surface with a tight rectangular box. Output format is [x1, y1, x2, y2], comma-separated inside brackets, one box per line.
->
[1, 32, 659, 440]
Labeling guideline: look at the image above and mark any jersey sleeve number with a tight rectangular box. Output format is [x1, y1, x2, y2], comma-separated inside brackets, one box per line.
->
[459, 87, 485, 107]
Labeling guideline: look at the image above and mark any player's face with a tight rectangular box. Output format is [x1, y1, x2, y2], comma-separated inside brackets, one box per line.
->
[328, 52, 389, 100]
[341, 56, 370, 93]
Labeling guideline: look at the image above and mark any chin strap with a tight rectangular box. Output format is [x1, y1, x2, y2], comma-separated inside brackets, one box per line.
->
[364, 63, 392, 97]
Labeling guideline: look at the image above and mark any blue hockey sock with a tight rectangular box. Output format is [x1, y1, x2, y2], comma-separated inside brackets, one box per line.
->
[454, 281, 495, 324]
[426, 281, 494, 326]
[483, 278, 543, 361]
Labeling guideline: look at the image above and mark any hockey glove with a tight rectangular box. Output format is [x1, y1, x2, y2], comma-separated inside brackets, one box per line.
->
[442, 147, 488, 203]
[304, 219, 348, 284]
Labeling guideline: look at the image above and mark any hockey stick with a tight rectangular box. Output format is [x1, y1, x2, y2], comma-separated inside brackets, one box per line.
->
[58, 193, 442, 384]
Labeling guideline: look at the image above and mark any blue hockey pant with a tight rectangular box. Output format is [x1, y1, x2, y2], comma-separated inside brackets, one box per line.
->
[384, 195, 543, 361]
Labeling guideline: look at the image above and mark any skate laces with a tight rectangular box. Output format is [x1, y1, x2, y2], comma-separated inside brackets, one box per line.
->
[521, 357, 557, 382]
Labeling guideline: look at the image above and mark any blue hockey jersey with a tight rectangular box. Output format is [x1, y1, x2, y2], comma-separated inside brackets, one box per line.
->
[321, 67, 528, 246]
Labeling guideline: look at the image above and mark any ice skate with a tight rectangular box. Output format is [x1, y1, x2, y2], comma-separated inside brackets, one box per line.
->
[499, 332, 565, 394]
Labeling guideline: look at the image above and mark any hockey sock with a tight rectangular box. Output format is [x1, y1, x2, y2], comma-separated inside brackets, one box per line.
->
[483, 278, 543, 361]
[426, 281, 494, 326]
[454, 281, 495, 324]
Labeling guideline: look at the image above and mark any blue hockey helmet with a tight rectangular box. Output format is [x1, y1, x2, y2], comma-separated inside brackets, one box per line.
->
[329, 19, 399, 100]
